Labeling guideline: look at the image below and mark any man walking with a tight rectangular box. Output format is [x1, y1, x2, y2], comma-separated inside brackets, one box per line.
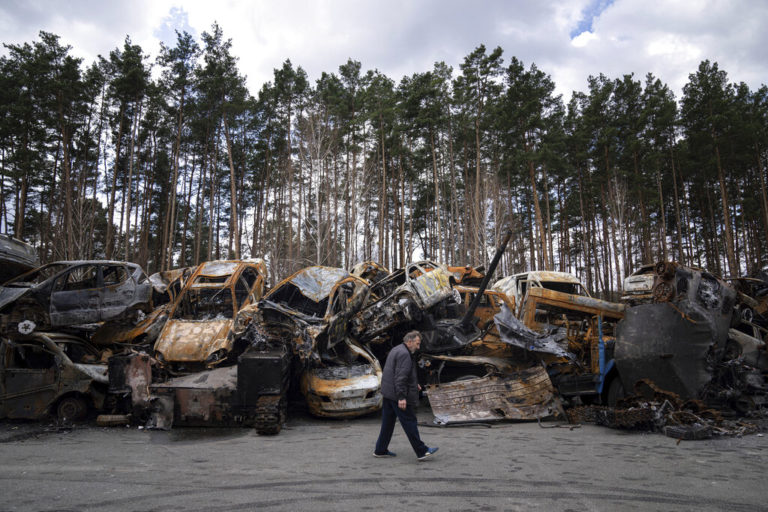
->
[373, 330, 439, 461]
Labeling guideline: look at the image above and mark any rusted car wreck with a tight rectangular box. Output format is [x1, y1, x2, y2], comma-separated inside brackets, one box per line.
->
[153, 259, 267, 371]
[250, 266, 382, 418]
[1, 333, 107, 421]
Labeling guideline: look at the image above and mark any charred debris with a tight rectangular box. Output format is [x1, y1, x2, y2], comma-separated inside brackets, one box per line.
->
[1, 243, 767, 439]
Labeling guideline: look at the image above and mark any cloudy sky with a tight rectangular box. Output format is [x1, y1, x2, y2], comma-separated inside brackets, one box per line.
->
[0, 0, 765, 102]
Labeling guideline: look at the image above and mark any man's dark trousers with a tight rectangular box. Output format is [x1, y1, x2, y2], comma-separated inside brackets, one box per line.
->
[375, 397, 427, 457]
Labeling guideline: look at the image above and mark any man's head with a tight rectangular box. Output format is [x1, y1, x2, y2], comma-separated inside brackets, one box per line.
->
[403, 330, 421, 353]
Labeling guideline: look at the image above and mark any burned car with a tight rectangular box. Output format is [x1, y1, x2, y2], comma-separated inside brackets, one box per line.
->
[621, 264, 656, 304]
[492, 270, 590, 315]
[251, 266, 382, 418]
[0, 234, 39, 284]
[728, 275, 768, 327]
[0, 333, 108, 421]
[153, 259, 267, 372]
[0, 261, 152, 336]
[352, 260, 459, 346]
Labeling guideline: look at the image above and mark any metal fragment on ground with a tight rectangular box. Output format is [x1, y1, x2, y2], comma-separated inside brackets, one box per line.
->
[426, 365, 559, 424]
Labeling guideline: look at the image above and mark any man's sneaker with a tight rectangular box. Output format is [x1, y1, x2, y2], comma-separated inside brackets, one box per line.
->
[417, 447, 439, 461]
[373, 450, 397, 458]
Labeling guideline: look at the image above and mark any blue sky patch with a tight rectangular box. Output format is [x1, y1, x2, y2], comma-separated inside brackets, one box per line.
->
[154, 7, 197, 48]
[570, 0, 615, 38]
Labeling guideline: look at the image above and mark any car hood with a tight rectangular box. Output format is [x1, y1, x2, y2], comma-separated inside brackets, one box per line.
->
[154, 319, 233, 362]
[0, 286, 32, 310]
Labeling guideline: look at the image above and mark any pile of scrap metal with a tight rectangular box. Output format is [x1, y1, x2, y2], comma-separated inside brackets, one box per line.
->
[0, 257, 281, 430]
[0, 260, 158, 423]
[414, 232, 566, 425]
[239, 266, 382, 421]
[485, 266, 627, 407]
[114, 259, 290, 433]
[567, 380, 759, 440]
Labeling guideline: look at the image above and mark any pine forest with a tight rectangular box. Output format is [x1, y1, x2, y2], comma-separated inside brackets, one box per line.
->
[2, 27, 767, 297]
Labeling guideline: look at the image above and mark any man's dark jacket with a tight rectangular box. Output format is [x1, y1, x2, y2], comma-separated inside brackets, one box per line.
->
[381, 342, 419, 406]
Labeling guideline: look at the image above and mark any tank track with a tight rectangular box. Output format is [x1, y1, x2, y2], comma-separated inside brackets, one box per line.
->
[254, 395, 286, 435]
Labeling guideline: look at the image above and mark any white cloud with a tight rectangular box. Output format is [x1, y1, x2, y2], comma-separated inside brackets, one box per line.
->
[571, 31, 599, 48]
[0, 0, 765, 103]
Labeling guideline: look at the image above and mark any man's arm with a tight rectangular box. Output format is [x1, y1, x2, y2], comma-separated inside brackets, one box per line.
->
[393, 349, 411, 409]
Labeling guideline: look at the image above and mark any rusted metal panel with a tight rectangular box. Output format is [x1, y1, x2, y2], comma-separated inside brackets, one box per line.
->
[148, 347, 291, 431]
[426, 366, 559, 424]
[107, 352, 152, 410]
[520, 287, 625, 332]
[154, 319, 231, 363]
[150, 366, 240, 426]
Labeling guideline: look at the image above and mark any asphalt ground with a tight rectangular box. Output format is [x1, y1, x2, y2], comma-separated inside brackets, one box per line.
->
[1, 406, 767, 512]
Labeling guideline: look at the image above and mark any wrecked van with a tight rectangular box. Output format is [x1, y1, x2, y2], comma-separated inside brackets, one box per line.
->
[0, 333, 108, 421]
[0, 261, 152, 336]
[153, 259, 267, 371]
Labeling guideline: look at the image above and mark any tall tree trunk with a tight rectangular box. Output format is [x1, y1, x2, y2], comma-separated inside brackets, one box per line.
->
[656, 168, 668, 262]
[60, 123, 73, 259]
[670, 145, 685, 263]
[714, 141, 737, 274]
[755, 143, 768, 253]
[528, 158, 549, 270]
[106, 104, 125, 258]
[124, 100, 140, 262]
[378, 113, 387, 267]
[194, 137, 209, 266]
[430, 130, 443, 263]
[222, 114, 240, 259]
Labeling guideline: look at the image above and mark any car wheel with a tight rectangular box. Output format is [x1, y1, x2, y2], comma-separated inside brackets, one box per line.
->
[57, 395, 88, 423]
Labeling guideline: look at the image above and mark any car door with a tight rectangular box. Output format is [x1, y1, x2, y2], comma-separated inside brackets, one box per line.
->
[49, 264, 101, 325]
[100, 264, 137, 321]
[0, 339, 59, 419]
